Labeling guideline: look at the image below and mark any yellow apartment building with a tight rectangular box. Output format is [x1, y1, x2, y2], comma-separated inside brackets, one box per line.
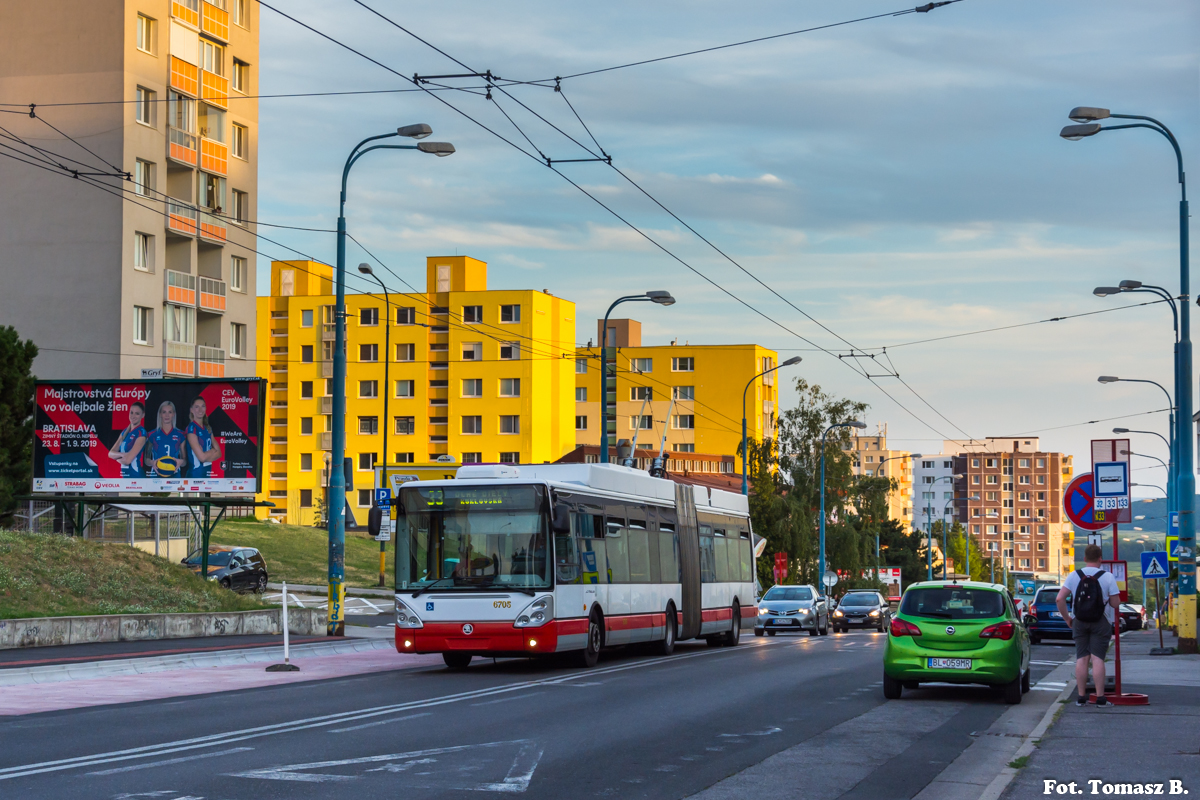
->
[573, 319, 781, 462]
[845, 425, 914, 523]
[256, 256, 577, 526]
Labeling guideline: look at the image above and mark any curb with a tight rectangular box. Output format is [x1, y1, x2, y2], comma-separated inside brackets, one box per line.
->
[267, 582, 395, 598]
[977, 673, 1076, 800]
[0, 637, 396, 687]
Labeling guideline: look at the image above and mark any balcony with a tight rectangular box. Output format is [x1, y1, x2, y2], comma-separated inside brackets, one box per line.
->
[270, 329, 288, 338]
[170, 57, 199, 96]
[321, 323, 337, 342]
[319, 432, 332, 451]
[198, 276, 227, 313]
[321, 361, 333, 378]
[198, 346, 226, 378]
[199, 211, 227, 243]
[165, 269, 197, 306]
[166, 341, 196, 377]
[168, 128, 198, 166]
[172, 0, 200, 28]
[201, 0, 229, 40]
[201, 70, 228, 109]
[200, 138, 228, 175]
[320, 397, 333, 414]
[167, 201, 198, 237]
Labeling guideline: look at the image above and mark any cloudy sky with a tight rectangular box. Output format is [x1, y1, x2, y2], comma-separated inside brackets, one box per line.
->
[254, 0, 1198, 491]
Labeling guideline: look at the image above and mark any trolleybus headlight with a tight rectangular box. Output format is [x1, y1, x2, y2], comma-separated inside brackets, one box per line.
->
[394, 597, 424, 629]
[513, 595, 553, 629]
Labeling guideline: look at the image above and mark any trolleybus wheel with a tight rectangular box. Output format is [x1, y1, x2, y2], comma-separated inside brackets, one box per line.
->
[653, 606, 677, 656]
[579, 612, 602, 668]
[723, 603, 741, 647]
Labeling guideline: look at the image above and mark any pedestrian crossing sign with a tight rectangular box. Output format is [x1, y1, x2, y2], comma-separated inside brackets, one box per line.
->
[1141, 551, 1169, 580]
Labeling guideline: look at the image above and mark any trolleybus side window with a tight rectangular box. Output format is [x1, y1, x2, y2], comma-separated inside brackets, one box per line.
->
[606, 526, 631, 583]
[627, 526, 651, 583]
[646, 526, 661, 583]
[555, 525, 580, 585]
[660, 530, 680, 583]
[713, 529, 729, 582]
[699, 525, 715, 583]
[579, 537, 606, 584]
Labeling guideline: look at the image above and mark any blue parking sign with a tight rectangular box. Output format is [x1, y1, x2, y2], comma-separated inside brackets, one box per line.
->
[1141, 551, 1169, 580]
[375, 488, 392, 508]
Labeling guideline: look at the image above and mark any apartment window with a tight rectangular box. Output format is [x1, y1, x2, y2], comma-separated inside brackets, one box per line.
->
[463, 305, 483, 323]
[986, 525, 998, 535]
[393, 343, 415, 362]
[575, 415, 588, 430]
[943, 460, 952, 468]
[1037, 475, 1046, 485]
[499, 452, 519, 464]
[301, 309, 314, 328]
[395, 380, 415, 398]
[1037, 542, 1046, 552]
[674, 443, 695, 453]
[359, 453, 376, 470]
[672, 415, 695, 430]
[462, 379, 482, 398]
[1036, 558, 1046, 570]
[133, 232, 153, 272]
[299, 453, 312, 471]
[359, 380, 378, 398]
[301, 345, 314, 363]
[297, 489, 313, 508]
[359, 344, 378, 362]
[500, 415, 520, 434]
[630, 415, 653, 430]
[495, 378, 519, 398]
[500, 304, 520, 323]
[575, 387, 587, 402]
[198, 103, 226, 142]
[671, 357, 694, 372]
[1019, 492, 1029, 501]
[462, 342, 482, 361]
[165, 304, 194, 344]
[1018, 458, 1030, 468]
[1038, 525, 1046, 534]
[500, 342, 520, 360]
[232, 59, 250, 94]
[232, 0, 249, 27]
[631, 386, 652, 401]
[230, 123, 248, 160]
[462, 416, 482, 435]
[986, 475, 998, 485]
[133, 306, 153, 345]
[168, 92, 195, 135]
[134, 159, 154, 197]
[200, 172, 225, 211]
[300, 417, 313, 435]
[135, 87, 154, 126]
[395, 452, 414, 464]
[351, 489, 368, 507]
[1036, 458, 1046, 468]
[395, 417, 415, 435]
[359, 416, 379, 435]
[136, 14, 156, 54]
[575, 358, 588, 374]
[462, 452, 482, 464]
[300, 381, 313, 399]
[972, 475, 980, 484]
[200, 40, 224, 76]
[231, 189, 248, 225]
[360, 307, 379, 326]
[985, 458, 998, 468]
[972, 525, 980, 534]
[971, 458, 980, 467]
[229, 255, 246, 292]
[922, 460, 934, 469]
[396, 307, 415, 325]
[230, 322, 246, 358]
[672, 386, 695, 401]
[628, 358, 650, 373]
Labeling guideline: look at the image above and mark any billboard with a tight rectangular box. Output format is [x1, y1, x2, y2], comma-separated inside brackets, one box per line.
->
[32, 379, 264, 494]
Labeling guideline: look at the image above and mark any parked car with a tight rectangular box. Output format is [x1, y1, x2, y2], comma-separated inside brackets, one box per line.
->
[184, 546, 269, 594]
[1025, 586, 1071, 645]
[883, 580, 1031, 704]
[832, 591, 892, 632]
[755, 584, 829, 636]
[1118, 604, 1143, 632]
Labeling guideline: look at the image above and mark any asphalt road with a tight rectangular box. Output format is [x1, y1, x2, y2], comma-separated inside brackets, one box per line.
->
[0, 630, 1072, 799]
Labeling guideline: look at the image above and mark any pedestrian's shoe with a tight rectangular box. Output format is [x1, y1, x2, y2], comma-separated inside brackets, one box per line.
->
[1075, 695, 1088, 707]
[1095, 696, 1110, 708]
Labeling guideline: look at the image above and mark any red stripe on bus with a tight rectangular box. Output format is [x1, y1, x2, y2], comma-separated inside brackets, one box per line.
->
[701, 608, 733, 622]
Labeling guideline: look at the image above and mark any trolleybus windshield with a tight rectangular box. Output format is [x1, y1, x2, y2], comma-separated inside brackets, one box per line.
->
[400, 484, 551, 590]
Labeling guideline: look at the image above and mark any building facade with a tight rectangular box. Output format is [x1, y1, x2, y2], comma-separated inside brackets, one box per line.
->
[912, 455, 958, 532]
[0, 0, 258, 380]
[256, 256, 577, 525]
[573, 319, 780, 462]
[845, 425, 914, 523]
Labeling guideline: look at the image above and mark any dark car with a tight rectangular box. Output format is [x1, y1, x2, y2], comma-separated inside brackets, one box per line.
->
[1025, 586, 1071, 645]
[832, 591, 891, 632]
[1118, 604, 1143, 632]
[184, 546, 269, 593]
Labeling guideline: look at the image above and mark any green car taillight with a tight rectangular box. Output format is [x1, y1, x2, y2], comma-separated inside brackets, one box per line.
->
[889, 617, 922, 637]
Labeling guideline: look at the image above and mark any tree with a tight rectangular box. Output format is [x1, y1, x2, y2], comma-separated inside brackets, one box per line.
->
[877, 518, 927, 590]
[0, 327, 38, 525]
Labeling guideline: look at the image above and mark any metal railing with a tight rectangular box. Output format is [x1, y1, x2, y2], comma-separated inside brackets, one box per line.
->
[198, 276, 227, 312]
[198, 345, 226, 377]
[167, 201, 199, 236]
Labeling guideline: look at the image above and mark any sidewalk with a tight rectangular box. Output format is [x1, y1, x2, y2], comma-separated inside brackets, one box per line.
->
[1002, 631, 1200, 799]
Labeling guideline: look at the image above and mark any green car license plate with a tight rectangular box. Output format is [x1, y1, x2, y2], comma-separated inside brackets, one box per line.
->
[927, 657, 972, 670]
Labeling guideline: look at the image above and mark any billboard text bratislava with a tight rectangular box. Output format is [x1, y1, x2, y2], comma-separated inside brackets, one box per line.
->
[32, 379, 264, 494]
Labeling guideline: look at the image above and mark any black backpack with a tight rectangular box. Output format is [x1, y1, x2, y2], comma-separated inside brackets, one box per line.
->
[1073, 569, 1107, 623]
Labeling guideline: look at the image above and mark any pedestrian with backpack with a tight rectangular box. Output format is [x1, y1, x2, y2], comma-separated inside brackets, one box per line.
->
[1057, 544, 1122, 707]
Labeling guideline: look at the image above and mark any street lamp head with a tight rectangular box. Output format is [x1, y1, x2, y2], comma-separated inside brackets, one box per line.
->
[1093, 286, 1120, 297]
[1135, 515, 1146, 520]
[417, 141, 456, 157]
[1068, 106, 1111, 123]
[1113, 427, 1130, 433]
[781, 356, 803, 367]
[645, 290, 675, 305]
[1118, 279, 1143, 290]
[846, 421, 867, 429]
[357, 263, 374, 276]
[1098, 375, 1120, 384]
[1061, 123, 1103, 141]
[910, 453, 923, 459]
[397, 123, 433, 139]
[953, 473, 965, 479]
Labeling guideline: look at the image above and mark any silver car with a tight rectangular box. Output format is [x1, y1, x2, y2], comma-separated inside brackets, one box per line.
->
[754, 584, 830, 636]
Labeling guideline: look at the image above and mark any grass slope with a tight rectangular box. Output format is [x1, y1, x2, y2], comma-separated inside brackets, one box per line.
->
[0, 531, 269, 620]
[211, 519, 392, 589]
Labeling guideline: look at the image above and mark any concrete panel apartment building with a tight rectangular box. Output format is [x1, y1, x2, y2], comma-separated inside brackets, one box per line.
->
[0, 0, 259, 380]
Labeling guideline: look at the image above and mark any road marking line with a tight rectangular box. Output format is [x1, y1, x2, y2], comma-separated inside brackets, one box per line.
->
[719, 727, 781, 738]
[328, 712, 431, 733]
[358, 599, 383, 612]
[86, 747, 254, 775]
[471, 692, 544, 707]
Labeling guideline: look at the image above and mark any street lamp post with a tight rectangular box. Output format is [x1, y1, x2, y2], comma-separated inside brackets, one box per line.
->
[820, 421, 866, 596]
[598, 292, 676, 464]
[328, 124, 454, 636]
[741, 356, 802, 495]
[358, 263, 391, 588]
[1063, 107, 1195, 652]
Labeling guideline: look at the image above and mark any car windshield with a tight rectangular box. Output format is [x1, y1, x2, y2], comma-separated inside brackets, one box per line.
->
[184, 550, 233, 567]
[1035, 589, 1060, 605]
[762, 586, 812, 602]
[900, 587, 1005, 620]
[839, 594, 878, 607]
[400, 484, 550, 590]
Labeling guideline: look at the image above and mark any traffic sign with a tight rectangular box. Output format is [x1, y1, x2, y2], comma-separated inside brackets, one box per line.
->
[1090, 439, 1131, 523]
[1087, 533, 1104, 547]
[374, 488, 392, 508]
[1063, 473, 1111, 532]
[1093, 461, 1129, 497]
[1167, 536, 1180, 562]
[1141, 551, 1169, 580]
[822, 571, 839, 588]
[1169, 512, 1179, 537]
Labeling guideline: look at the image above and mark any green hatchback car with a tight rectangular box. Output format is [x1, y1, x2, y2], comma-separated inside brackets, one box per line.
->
[883, 581, 1031, 704]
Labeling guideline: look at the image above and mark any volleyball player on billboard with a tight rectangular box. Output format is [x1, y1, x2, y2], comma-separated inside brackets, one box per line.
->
[107, 401, 147, 477]
[185, 396, 223, 478]
[146, 400, 187, 478]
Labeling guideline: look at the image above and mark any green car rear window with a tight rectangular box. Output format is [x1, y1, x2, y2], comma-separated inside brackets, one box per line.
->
[900, 588, 1005, 620]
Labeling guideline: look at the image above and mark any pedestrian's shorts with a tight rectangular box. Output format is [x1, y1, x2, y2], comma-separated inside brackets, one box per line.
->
[1072, 618, 1112, 660]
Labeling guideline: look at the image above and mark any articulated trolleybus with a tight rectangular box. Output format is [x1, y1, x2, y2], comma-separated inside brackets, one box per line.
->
[393, 463, 758, 669]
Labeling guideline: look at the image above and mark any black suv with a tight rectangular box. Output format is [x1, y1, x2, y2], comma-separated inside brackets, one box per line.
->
[184, 546, 269, 594]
